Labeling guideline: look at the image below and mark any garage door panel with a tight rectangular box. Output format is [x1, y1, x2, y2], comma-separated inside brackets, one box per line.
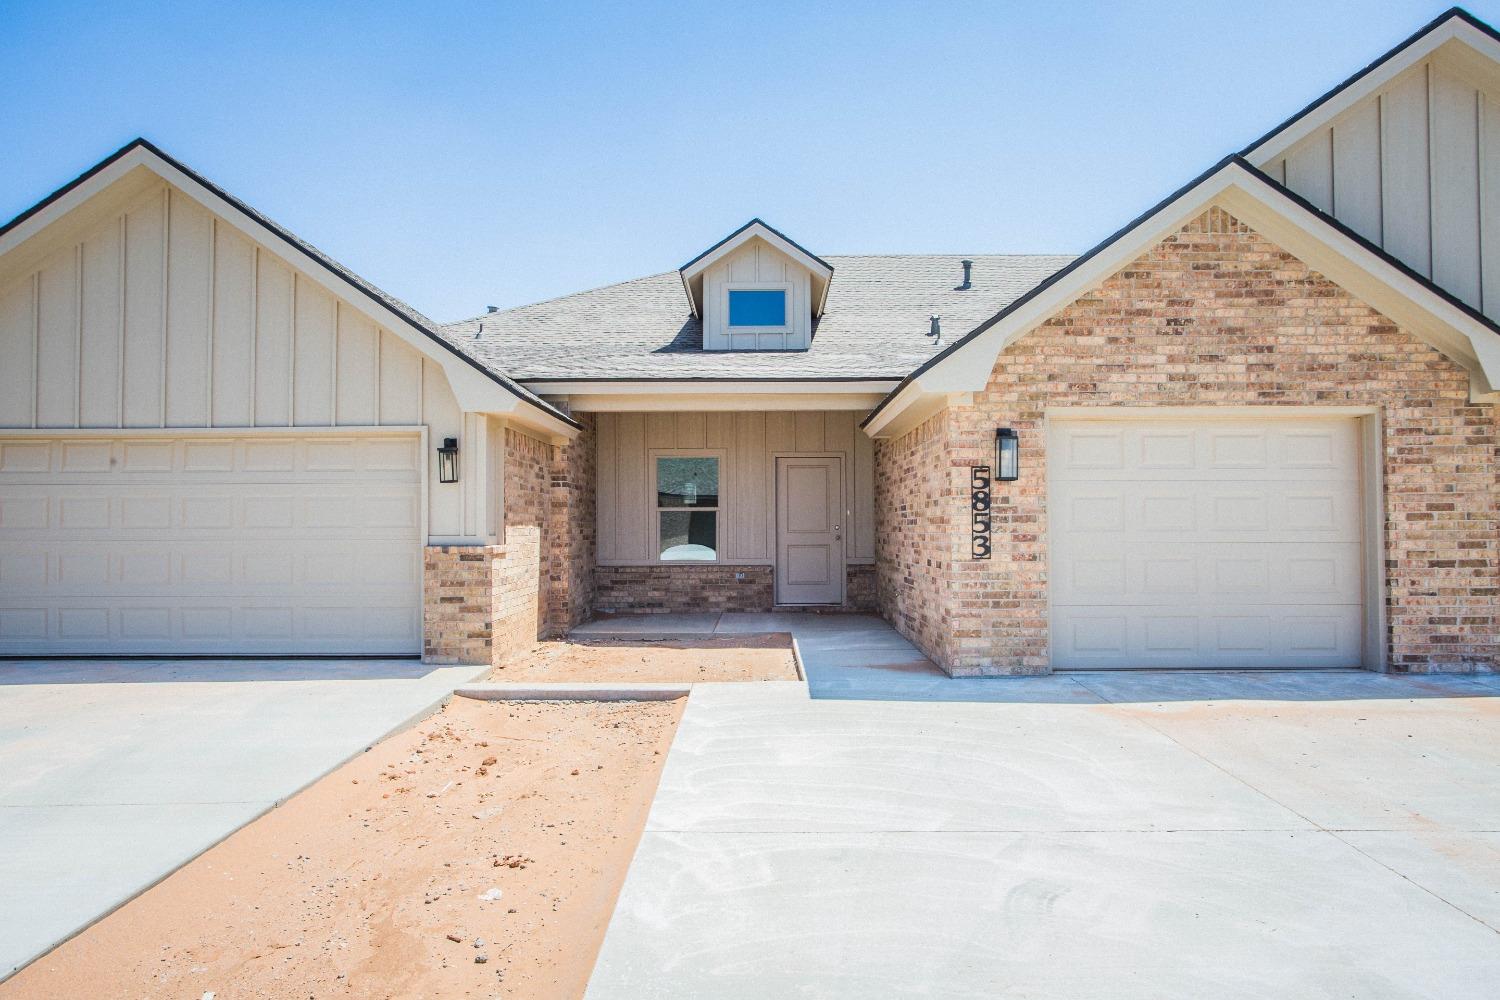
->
[1049, 417, 1365, 670]
[1064, 423, 1363, 482]
[0, 601, 422, 655]
[1054, 605, 1362, 669]
[1054, 540, 1362, 606]
[0, 433, 422, 655]
[1054, 483, 1360, 541]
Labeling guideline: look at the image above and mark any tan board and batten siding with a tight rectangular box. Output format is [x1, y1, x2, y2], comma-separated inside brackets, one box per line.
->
[701, 239, 813, 351]
[0, 179, 492, 541]
[595, 411, 875, 565]
[1263, 54, 1500, 318]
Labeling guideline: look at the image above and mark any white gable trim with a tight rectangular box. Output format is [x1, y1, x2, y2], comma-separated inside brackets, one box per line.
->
[0, 141, 578, 440]
[864, 158, 1500, 438]
[1243, 10, 1500, 165]
[678, 220, 834, 318]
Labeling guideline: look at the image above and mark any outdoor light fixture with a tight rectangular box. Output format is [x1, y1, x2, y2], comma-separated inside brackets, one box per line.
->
[995, 428, 1019, 482]
[437, 437, 460, 484]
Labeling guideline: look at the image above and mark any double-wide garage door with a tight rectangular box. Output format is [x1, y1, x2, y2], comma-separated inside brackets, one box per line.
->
[0, 432, 423, 656]
[1049, 417, 1366, 670]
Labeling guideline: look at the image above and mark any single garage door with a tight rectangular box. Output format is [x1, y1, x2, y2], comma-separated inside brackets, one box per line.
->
[0, 432, 423, 656]
[1048, 416, 1365, 669]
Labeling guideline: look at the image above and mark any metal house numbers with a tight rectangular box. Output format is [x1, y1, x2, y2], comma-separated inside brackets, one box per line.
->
[970, 465, 992, 560]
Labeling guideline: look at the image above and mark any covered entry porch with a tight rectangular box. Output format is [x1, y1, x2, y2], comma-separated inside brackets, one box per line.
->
[564, 401, 884, 616]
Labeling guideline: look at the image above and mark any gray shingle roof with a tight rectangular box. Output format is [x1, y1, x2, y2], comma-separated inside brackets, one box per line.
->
[439, 254, 1075, 381]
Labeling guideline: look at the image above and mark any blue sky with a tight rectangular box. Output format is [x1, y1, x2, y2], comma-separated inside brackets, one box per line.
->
[1, 1, 1491, 321]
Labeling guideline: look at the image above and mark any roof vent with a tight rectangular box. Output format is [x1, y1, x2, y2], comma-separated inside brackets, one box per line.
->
[956, 259, 974, 291]
[486, 305, 499, 313]
[928, 315, 941, 345]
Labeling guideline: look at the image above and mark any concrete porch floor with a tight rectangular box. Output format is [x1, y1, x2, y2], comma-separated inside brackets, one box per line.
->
[575, 611, 1045, 701]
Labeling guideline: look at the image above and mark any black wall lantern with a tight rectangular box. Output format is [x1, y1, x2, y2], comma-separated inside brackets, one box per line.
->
[995, 428, 1019, 482]
[437, 437, 460, 484]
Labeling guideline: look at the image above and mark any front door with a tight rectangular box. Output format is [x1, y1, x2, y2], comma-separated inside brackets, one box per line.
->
[775, 456, 844, 605]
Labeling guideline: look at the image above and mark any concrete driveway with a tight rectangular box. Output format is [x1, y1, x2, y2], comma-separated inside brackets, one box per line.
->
[0, 657, 485, 980]
[587, 669, 1500, 999]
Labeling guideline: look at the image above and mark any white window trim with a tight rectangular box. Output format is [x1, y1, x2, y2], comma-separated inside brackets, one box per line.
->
[723, 282, 793, 333]
[649, 448, 727, 564]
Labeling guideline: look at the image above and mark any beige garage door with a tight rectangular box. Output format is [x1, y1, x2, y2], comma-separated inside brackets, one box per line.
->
[0, 432, 423, 656]
[1048, 417, 1365, 669]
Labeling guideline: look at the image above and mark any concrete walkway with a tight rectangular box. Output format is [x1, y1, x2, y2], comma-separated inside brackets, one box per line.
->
[586, 649, 1500, 997]
[577, 611, 1025, 700]
[0, 658, 486, 980]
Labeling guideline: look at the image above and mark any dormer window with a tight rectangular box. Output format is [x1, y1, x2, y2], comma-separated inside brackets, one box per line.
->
[727, 287, 789, 329]
[678, 219, 833, 352]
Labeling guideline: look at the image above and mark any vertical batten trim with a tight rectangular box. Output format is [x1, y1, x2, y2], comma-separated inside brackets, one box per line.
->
[205, 217, 216, 426]
[249, 246, 259, 425]
[160, 186, 170, 428]
[375, 325, 384, 425]
[1376, 93, 1386, 246]
[330, 300, 340, 426]
[1379, 87, 1391, 257]
[73, 241, 83, 426]
[29, 271, 40, 428]
[1328, 125, 1338, 217]
[116, 213, 127, 427]
[287, 273, 297, 426]
[1425, 61, 1437, 277]
[1477, 90, 1487, 313]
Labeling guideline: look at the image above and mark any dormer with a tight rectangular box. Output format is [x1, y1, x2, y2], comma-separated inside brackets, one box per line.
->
[678, 219, 834, 351]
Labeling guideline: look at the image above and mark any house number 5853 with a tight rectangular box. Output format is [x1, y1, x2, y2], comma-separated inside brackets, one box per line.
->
[970, 466, 992, 560]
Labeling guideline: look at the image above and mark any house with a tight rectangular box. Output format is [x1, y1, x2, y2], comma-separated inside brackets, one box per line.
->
[2, 7, 1498, 676]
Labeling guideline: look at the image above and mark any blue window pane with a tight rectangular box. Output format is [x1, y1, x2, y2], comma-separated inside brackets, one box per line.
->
[728, 289, 786, 327]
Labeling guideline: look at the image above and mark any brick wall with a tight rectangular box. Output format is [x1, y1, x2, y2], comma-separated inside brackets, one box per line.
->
[594, 562, 879, 614]
[421, 425, 554, 666]
[844, 563, 878, 612]
[594, 565, 775, 613]
[422, 545, 502, 664]
[548, 412, 597, 634]
[875, 409, 963, 668]
[493, 426, 551, 660]
[878, 207, 1500, 676]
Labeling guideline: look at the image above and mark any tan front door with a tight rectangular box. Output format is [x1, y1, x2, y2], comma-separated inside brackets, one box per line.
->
[775, 456, 844, 605]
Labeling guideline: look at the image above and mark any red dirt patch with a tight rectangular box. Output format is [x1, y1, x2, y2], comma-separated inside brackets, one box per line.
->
[493, 634, 799, 683]
[2, 696, 682, 1000]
